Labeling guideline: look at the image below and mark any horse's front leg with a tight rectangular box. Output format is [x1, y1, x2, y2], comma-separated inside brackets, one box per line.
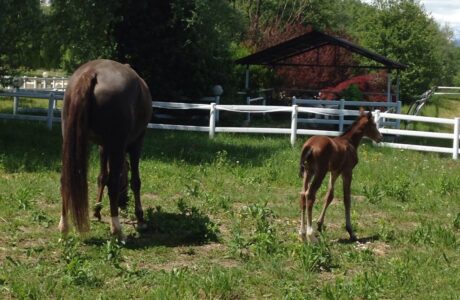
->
[342, 171, 357, 241]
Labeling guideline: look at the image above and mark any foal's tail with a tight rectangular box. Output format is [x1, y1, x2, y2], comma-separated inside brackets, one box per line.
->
[299, 145, 312, 178]
[61, 69, 97, 233]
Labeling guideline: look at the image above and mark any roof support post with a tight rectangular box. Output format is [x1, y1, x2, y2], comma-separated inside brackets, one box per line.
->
[245, 65, 250, 90]
[396, 70, 401, 102]
[387, 70, 392, 102]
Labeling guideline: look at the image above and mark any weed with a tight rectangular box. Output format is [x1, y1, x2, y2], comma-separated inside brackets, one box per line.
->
[453, 213, 460, 230]
[61, 238, 101, 286]
[362, 184, 385, 204]
[293, 239, 334, 272]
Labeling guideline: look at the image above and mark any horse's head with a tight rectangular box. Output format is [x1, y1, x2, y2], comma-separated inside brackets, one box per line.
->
[360, 109, 383, 143]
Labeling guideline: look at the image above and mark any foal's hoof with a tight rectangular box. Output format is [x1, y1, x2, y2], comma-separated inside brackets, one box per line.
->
[93, 211, 102, 221]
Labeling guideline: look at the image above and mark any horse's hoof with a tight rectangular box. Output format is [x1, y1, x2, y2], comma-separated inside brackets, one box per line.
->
[349, 235, 358, 242]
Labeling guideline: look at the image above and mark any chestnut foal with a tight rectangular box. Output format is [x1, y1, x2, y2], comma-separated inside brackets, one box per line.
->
[298, 109, 382, 242]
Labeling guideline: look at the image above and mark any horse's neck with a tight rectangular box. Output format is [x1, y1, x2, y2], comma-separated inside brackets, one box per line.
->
[341, 126, 364, 148]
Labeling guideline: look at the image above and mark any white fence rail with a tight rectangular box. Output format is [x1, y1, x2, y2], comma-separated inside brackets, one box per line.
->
[1, 91, 460, 159]
[292, 97, 402, 131]
[1, 76, 68, 91]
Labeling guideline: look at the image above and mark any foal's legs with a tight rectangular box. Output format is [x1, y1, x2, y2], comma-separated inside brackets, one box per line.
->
[299, 169, 313, 240]
[342, 171, 357, 241]
[127, 134, 147, 231]
[303, 169, 327, 242]
[107, 148, 126, 238]
[317, 172, 339, 232]
[94, 146, 108, 221]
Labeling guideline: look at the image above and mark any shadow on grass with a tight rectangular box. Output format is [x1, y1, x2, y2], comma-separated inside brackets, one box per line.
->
[337, 234, 380, 244]
[128, 206, 219, 249]
[0, 120, 62, 172]
[85, 204, 220, 249]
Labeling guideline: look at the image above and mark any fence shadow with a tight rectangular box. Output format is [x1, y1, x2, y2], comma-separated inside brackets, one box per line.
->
[0, 121, 62, 172]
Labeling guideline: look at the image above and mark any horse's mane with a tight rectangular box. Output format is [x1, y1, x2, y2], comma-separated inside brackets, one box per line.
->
[339, 114, 364, 137]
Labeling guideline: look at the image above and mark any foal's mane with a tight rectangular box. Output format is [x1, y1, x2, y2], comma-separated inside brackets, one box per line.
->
[339, 114, 367, 137]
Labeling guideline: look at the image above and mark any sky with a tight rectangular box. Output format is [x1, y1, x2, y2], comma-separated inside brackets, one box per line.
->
[422, 0, 460, 39]
[362, 0, 460, 40]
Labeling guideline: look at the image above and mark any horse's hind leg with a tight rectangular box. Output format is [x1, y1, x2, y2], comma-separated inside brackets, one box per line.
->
[317, 172, 339, 232]
[299, 169, 313, 241]
[58, 176, 69, 236]
[107, 148, 125, 238]
[305, 170, 326, 242]
[94, 146, 108, 221]
[128, 134, 147, 231]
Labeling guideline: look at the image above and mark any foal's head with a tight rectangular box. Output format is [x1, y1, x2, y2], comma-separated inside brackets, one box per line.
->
[358, 109, 383, 143]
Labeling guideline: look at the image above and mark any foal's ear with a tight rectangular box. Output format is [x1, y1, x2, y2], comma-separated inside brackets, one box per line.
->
[367, 111, 373, 119]
[359, 107, 366, 116]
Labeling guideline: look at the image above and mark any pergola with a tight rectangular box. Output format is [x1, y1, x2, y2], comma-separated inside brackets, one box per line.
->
[235, 29, 407, 102]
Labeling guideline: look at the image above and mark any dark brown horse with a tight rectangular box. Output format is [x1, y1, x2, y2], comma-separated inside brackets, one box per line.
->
[298, 109, 382, 242]
[59, 59, 152, 238]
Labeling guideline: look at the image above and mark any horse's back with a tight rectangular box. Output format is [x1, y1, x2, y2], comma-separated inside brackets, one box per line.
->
[65, 59, 152, 145]
[303, 135, 351, 172]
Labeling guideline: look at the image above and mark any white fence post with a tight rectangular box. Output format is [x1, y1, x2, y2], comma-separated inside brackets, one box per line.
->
[47, 92, 55, 130]
[291, 104, 298, 146]
[396, 101, 402, 129]
[246, 96, 250, 123]
[373, 110, 381, 146]
[209, 102, 216, 139]
[453, 117, 460, 159]
[339, 99, 345, 132]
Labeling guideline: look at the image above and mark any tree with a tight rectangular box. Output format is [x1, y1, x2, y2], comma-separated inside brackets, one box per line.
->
[43, 0, 119, 71]
[0, 0, 44, 78]
[114, 0, 243, 99]
[351, 0, 458, 102]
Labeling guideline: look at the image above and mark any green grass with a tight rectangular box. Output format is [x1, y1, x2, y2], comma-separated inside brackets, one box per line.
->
[0, 119, 459, 299]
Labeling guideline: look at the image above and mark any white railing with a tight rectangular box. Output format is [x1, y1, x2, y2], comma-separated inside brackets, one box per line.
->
[292, 97, 402, 130]
[0, 89, 63, 129]
[1, 76, 68, 91]
[1, 92, 460, 159]
[150, 101, 460, 159]
[246, 96, 265, 123]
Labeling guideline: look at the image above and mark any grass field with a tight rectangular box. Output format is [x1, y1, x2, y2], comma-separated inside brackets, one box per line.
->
[0, 117, 459, 299]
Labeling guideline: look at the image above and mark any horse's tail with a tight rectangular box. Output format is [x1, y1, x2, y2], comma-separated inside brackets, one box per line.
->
[61, 69, 97, 233]
[299, 145, 312, 178]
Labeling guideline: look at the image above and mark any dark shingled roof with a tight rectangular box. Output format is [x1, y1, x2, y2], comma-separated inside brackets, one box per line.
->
[235, 29, 407, 70]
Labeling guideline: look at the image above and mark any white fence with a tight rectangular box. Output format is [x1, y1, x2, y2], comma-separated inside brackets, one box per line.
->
[1, 76, 68, 91]
[292, 97, 402, 131]
[0, 89, 63, 129]
[1, 90, 460, 159]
